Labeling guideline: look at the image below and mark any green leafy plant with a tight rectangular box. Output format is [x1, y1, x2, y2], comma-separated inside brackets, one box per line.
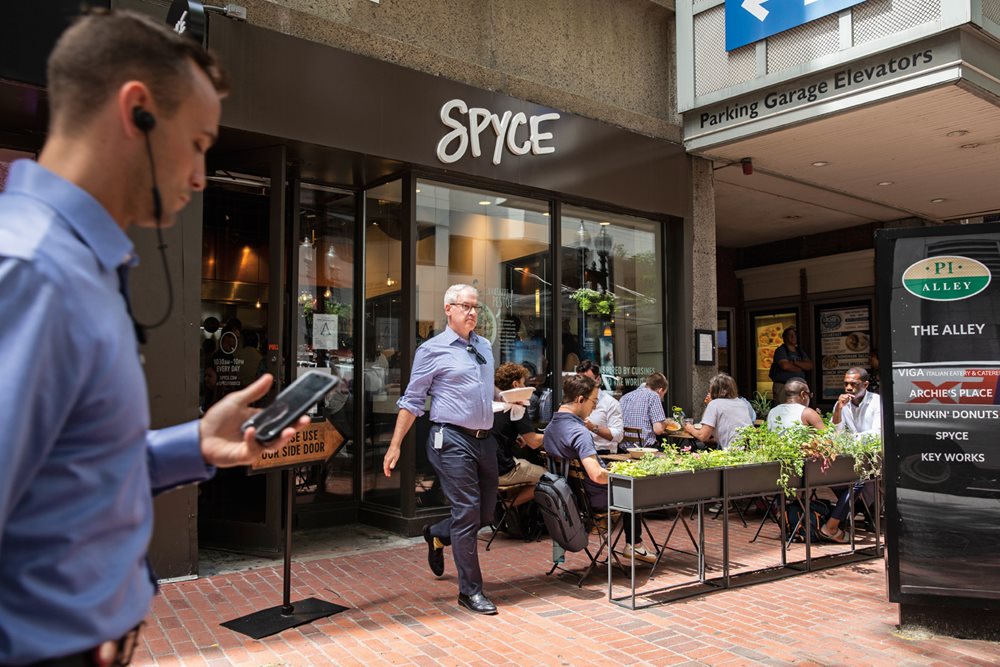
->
[731, 422, 815, 497]
[608, 444, 762, 477]
[569, 288, 616, 316]
[749, 391, 772, 419]
[324, 301, 351, 317]
[609, 422, 883, 500]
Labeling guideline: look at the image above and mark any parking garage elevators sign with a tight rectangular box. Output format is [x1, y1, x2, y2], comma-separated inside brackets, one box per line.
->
[876, 223, 1000, 607]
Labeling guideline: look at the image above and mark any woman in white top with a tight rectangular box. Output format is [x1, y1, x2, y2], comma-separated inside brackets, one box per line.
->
[684, 373, 754, 450]
[767, 378, 825, 431]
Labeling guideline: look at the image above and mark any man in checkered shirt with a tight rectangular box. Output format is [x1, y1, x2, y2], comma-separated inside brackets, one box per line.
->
[618, 372, 670, 449]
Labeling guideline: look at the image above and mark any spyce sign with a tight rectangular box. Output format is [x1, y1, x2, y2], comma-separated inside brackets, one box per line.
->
[436, 98, 560, 166]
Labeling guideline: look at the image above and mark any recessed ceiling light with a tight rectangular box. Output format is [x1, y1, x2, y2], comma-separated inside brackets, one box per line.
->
[478, 200, 491, 206]
[961, 143, 980, 149]
[811, 161, 830, 167]
[930, 198, 946, 203]
[415, 188, 421, 193]
[600, 221, 611, 226]
[543, 212, 550, 217]
[946, 130, 969, 137]
[877, 181, 894, 186]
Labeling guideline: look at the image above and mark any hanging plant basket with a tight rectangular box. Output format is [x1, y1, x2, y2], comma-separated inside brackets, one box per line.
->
[569, 288, 616, 316]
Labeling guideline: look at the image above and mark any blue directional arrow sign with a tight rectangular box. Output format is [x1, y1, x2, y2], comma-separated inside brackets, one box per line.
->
[726, 0, 867, 51]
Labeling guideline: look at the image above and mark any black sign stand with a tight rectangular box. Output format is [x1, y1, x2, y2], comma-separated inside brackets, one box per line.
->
[221, 468, 348, 639]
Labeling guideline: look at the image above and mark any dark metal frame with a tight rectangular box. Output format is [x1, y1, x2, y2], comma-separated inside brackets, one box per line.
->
[607, 466, 883, 611]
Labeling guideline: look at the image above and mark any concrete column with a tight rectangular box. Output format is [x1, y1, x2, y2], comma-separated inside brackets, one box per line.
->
[671, 155, 717, 419]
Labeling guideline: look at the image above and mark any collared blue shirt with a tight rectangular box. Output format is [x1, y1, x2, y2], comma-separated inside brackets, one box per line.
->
[397, 326, 494, 430]
[0, 160, 213, 665]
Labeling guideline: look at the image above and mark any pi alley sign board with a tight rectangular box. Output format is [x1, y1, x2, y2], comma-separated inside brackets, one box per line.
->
[250, 419, 345, 473]
[726, 0, 867, 51]
[876, 223, 1000, 606]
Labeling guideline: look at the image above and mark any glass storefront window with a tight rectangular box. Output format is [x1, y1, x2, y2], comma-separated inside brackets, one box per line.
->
[362, 181, 404, 508]
[561, 206, 664, 397]
[293, 183, 356, 503]
[414, 180, 552, 508]
[198, 177, 272, 526]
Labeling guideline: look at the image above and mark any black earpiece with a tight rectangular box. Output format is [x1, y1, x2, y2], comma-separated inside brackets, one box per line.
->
[125, 103, 173, 343]
[132, 106, 156, 133]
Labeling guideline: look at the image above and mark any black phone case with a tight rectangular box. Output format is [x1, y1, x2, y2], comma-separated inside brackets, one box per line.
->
[242, 371, 338, 443]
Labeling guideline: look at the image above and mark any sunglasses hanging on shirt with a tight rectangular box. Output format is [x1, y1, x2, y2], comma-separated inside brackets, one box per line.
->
[466, 344, 487, 365]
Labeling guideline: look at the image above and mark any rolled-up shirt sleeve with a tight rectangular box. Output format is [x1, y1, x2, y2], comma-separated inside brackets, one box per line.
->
[606, 399, 624, 444]
[147, 422, 215, 495]
[396, 345, 435, 417]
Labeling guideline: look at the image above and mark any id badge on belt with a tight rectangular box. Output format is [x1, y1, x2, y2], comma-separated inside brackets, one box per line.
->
[434, 428, 444, 449]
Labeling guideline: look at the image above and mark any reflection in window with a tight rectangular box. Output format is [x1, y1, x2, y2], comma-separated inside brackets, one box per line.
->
[361, 181, 403, 508]
[198, 177, 271, 527]
[561, 206, 664, 398]
[293, 183, 356, 504]
[413, 180, 552, 508]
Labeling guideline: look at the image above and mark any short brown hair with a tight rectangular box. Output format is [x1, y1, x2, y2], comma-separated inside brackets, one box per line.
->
[47, 10, 229, 133]
[708, 373, 739, 400]
[645, 372, 668, 391]
[562, 374, 597, 404]
[495, 362, 529, 391]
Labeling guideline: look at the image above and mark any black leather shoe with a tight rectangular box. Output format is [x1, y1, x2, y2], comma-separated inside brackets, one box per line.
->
[423, 525, 444, 577]
[458, 592, 497, 615]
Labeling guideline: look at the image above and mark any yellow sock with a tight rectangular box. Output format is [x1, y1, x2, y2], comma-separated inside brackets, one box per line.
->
[433, 537, 445, 550]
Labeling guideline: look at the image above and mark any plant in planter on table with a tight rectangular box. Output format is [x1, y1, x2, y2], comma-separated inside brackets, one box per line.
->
[749, 391, 773, 420]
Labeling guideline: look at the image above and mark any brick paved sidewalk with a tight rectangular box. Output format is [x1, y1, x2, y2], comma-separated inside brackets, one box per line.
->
[135, 518, 1000, 667]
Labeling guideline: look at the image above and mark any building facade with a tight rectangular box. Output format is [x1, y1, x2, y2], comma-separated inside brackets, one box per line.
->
[678, 0, 1000, 413]
[0, 0, 711, 577]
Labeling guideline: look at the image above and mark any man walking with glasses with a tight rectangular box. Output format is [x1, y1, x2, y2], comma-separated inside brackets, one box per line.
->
[383, 284, 499, 615]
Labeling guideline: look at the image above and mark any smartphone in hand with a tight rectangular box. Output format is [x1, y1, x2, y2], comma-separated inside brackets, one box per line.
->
[241, 371, 339, 443]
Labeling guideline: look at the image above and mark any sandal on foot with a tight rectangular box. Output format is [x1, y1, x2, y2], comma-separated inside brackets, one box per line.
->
[819, 526, 848, 544]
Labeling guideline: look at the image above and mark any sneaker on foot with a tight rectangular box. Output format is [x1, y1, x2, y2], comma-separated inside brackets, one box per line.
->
[621, 542, 657, 564]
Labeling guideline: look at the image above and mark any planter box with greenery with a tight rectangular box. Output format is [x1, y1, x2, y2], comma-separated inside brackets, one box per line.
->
[724, 462, 785, 497]
[803, 455, 859, 487]
[609, 468, 722, 511]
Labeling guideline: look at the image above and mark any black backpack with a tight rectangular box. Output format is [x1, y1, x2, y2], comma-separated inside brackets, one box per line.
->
[784, 498, 832, 543]
[534, 461, 589, 552]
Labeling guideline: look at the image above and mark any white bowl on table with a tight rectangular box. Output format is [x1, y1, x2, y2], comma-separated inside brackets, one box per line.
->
[499, 387, 535, 404]
[629, 447, 659, 459]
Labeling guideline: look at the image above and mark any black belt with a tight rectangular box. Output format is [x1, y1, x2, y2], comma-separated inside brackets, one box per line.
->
[437, 422, 491, 439]
[29, 623, 143, 667]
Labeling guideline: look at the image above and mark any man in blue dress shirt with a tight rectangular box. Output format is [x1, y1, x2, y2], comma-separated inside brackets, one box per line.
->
[383, 284, 499, 615]
[0, 12, 306, 666]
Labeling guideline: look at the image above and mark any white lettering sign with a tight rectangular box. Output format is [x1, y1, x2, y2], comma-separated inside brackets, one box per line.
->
[436, 99, 559, 166]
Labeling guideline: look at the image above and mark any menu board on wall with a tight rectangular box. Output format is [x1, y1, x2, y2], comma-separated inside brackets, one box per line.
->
[752, 312, 797, 399]
[877, 224, 1000, 607]
[816, 302, 872, 401]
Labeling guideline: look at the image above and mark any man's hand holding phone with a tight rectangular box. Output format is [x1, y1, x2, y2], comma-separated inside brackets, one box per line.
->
[199, 374, 311, 468]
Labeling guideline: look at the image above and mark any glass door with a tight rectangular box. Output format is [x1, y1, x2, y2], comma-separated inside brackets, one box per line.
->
[288, 181, 358, 527]
[198, 146, 287, 554]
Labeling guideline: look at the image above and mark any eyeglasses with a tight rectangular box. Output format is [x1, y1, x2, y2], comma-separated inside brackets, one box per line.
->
[466, 344, 487, 365]
[450, 302, 483, 315]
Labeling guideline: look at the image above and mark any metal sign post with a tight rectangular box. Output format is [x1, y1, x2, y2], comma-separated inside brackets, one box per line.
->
[221, 421, 349, 639]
